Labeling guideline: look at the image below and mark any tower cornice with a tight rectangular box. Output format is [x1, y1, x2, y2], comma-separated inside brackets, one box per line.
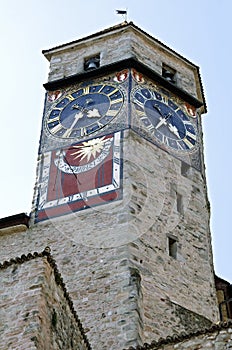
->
[42, 22, 206, 113]
[43, 57, 203, 109]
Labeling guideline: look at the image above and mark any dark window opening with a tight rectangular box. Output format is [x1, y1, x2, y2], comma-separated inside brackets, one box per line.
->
[219, 299, 232, 321]
[168, 237, 177, 259]
[84, 54, 100, 71]
[181, 161, 191, 177]
[162, 64, 177, 84]
[176, 192, 183, 214]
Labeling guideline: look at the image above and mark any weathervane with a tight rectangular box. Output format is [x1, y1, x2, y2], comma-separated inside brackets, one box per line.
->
[116, 9, 128, 22]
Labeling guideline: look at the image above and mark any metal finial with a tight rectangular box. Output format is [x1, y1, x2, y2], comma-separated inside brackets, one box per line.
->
[116, 9, 128, 22]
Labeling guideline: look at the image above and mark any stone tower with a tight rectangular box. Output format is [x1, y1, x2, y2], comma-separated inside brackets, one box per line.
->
[0, 22, 219, 350]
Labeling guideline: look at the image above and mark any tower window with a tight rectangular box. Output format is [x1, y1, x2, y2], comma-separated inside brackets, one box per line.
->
[162, 64, 176, 84]
[168, 236, 178, 259]
[84, 54, 100, 71]
[176, 193, 183, 214]
[181, 161, 191, 177]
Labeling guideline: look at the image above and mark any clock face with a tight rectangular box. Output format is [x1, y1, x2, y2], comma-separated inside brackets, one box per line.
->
[132, 87, 197, 152]
[45, 84, 124, 139]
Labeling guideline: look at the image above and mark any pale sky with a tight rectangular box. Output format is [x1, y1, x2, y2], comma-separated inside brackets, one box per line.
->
[0, 0, 231, 282]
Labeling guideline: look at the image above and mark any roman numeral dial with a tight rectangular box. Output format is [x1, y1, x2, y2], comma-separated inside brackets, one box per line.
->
[45, 84, 124, 139]
[132, 87, 198, 152]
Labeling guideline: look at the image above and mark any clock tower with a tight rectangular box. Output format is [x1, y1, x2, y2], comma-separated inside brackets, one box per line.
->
[30, 22, 218, 349]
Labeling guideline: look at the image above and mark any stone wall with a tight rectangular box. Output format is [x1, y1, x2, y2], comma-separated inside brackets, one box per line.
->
[120, 130, 219, 342]
[0, 130, 219, 350]
[0, 250, 90, 350]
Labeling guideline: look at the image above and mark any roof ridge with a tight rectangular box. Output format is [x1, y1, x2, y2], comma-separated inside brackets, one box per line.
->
[42, 21, 198, 69]
[42, 21, 131, 54]
[123, 321, 232, 349]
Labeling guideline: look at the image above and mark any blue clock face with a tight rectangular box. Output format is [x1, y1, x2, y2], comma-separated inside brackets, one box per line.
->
[46, 84, 124, 139]
[132, 87, 197, 152]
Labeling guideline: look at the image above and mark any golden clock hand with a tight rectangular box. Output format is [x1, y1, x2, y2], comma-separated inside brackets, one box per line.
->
[167, 123, 180, 138]
[153, 104, 173, 128]
[155, 117, 167, 129]
[72, 103, 81, 110]
[62, 112, 84, 138]
[153, 104, 163, 116]
[72, 103, 89, 114]
[153, 104, 173, 120]
[70, 112, 84, 128]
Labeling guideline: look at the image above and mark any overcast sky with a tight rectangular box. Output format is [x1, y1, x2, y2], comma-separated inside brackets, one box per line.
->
[0, 0, 231, 282]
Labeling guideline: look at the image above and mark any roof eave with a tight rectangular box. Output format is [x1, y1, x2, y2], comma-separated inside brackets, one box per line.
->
[44, 57, 204, 109]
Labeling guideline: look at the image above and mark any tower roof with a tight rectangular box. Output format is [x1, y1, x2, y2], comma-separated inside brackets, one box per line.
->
[42, 21, 197, 69]
[42, 21, 206, 112]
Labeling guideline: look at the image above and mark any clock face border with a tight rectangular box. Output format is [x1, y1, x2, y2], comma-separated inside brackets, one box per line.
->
[130, 69, 202, 171]
[35, 131, 123, 222]
[45, 84, 124, 139]
[41, 71, 129, 152]
[132, 87, 197, 153]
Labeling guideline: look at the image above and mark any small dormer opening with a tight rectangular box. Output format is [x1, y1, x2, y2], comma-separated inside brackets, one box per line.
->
[162, 64, 177, 84]
[84, 54, 100, 71]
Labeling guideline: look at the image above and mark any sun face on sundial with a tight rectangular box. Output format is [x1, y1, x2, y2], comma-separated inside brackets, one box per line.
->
[71, 136, 109, 162]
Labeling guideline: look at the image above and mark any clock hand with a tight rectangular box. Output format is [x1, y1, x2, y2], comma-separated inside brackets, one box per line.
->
[167, 123, 180, 138]
[62, 112, 84, 138]
[155, 112, 173, 128]
[70, 112, 84, 129]
[153, 105, 173, 120]
[72, 103, 89, 114]
[155, 117, 167, 129]
[85, 98, 94, 106]
[65, 108, 101, 136]
[153, 104, 163, 116]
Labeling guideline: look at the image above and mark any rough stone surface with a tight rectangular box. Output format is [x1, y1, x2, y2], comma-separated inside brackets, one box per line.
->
[0, 255, 90, 350]
[0, 130, 219, 350]
[0, 22, 219, 350]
